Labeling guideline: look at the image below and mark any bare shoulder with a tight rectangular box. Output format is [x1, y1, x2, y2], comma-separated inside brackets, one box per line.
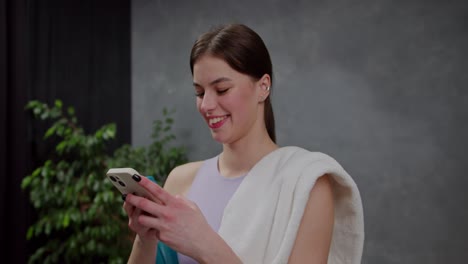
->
[288, 174, 334, 263]
[312, 173, 333, 195]
[163, 161, 204, 196]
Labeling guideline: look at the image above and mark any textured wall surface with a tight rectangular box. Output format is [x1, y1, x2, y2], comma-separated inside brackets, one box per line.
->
[132, 0, 468, 263]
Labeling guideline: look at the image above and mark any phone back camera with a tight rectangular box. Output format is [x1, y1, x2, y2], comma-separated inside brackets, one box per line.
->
[118, 181, 126, 187]
[109, 176, 117, 182]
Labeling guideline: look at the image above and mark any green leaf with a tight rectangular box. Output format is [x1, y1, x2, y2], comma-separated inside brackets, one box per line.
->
[67, 106, 75, 116]
[56, 125, 65, 137]
[56, 141, 67, 153]
[26, 226, 34, 240]
[40, 111, 49, 120]
[33, 107, 41, 115]
[21, 176, 32, 189]
[25, 100, 38, 110]
[54, 99, 63, 109]
[63, 213, 70, 228]
[44, 126, 56, 139]
[95, 129, 103, 139]
[45, 221, 51, 235]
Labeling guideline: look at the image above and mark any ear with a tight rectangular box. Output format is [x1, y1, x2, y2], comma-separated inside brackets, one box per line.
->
[257, 74, 271, 102]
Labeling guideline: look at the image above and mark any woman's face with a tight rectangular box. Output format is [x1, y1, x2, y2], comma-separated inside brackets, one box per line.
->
[193, 55, 265, 144]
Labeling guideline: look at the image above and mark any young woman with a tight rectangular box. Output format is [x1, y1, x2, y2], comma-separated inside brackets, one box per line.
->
[123, 24, 364, 264]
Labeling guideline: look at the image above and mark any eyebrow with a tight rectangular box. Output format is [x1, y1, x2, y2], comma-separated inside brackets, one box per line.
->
[193, 77, 232, 87]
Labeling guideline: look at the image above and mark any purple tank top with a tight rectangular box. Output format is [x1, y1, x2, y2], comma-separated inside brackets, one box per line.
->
[177, 156, 246, 264]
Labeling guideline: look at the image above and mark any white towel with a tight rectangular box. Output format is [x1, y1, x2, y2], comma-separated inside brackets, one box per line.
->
[218, 146, 364, 264]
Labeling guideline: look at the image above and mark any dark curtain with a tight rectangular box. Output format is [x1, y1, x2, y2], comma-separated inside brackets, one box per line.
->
[0, 0, 131, 262]
[1, 0, 33, 261]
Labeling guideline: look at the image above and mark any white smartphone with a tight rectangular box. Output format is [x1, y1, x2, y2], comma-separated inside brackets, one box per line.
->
[106, 168, 152, 198]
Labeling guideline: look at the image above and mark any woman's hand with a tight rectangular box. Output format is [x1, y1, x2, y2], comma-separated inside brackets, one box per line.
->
[122, 196, 159, 245]
[124, 174, 216, 261]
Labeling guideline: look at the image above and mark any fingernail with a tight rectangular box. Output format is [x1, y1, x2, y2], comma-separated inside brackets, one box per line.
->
[132, 174, 141, 182]
[122, 194, 127, 201]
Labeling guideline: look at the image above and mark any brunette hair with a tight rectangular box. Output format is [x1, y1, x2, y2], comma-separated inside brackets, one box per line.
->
[190, 24, 276, 143]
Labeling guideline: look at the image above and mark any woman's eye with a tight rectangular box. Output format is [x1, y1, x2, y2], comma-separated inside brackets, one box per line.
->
[195, 88, 229, 97]
[217, 88, 230, 95]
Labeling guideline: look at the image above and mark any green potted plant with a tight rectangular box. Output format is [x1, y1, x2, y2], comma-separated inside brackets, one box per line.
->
[21, 100, 188, 263]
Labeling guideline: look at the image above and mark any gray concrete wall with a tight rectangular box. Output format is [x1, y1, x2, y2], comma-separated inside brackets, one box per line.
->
[132, 0, 468, 263]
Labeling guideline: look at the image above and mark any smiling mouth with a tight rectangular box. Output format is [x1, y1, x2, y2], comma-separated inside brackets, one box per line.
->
[208, 115, 229, 128]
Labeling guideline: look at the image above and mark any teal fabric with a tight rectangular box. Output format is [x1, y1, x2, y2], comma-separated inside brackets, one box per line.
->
[156, 242, 179, 264]
[146, 176, 179, 264]
[146, 175, 157, 183]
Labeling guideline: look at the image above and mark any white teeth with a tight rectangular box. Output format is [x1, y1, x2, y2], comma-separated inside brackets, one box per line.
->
[209, 116, 227, 125]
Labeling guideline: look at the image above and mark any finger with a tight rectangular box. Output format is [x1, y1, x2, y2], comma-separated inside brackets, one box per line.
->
[132, 174, 174, 205]
[129, 208, 152, 231]
[126, 193, 167, 218]
[133, 207, 141, 218]
[123, 201, 135, 216]
[144, 228, 159, 239]
[127, 176, 163, 205]
[128, 207, 141, 229]
[138, 213, 164, 230]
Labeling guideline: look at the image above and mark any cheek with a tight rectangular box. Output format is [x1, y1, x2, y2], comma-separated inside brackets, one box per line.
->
[196, 98, 203, 113]
[229, 92, 257, 118]
[239, 88, 258, 109]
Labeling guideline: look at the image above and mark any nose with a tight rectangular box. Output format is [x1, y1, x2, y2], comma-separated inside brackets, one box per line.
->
[200, 91, 217, 114]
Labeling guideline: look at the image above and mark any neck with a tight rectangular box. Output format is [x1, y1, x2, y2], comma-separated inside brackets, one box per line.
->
[219, 128, 278, 178]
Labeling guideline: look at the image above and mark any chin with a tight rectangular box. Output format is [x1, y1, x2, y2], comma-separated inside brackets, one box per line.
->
[211, 134, 227, 144]
[211, 131, 232, 144]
